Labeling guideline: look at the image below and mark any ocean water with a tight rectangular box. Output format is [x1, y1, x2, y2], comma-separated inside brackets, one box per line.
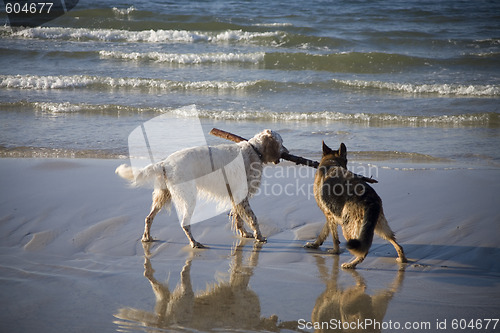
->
[0, 0, 499, 168]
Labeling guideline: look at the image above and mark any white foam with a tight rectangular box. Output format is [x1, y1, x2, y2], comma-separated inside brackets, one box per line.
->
[0, 74, 259, 90]
[99, 50, 265, 64]
[112, 6, 136, 15]
[5, 98, 496, 127]
[332, 79, 500, 97]
[33, 102, 88, 113]
[252, 22, 293, 27]
[169, 108, 495, 126]
[0, 74, 95, 89]
[13, 27, 280, 44]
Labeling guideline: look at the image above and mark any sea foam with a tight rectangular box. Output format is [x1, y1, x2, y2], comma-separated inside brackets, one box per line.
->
[0, 74, 259, 90]
[332, 79, 500, 97]
[99, 50, 265, 64]
[3, 100, 496, 128]
[13, 27, 279, 44]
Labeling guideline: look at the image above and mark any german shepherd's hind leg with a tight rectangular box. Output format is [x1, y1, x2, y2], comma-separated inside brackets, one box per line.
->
[375, 215, 408, 263]
[392, 239, 407, 263]
[342, 203, 378, 269]
[142, 188, 171, 242]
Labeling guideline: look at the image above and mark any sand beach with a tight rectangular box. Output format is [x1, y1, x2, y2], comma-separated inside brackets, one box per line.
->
[0, 158, 499, 332]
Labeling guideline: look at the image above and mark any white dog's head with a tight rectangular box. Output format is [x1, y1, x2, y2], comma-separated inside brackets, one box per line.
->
[249, 129, 288, 164]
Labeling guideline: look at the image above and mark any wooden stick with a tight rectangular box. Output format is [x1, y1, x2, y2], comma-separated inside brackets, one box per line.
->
[209, 128, 247, 143]
[209, 128, 377, 183]
[281, 152, 319, 168]
[209, 128, 320, 168]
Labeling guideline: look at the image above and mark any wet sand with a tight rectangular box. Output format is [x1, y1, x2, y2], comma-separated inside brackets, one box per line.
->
[0, 158, 499, 332]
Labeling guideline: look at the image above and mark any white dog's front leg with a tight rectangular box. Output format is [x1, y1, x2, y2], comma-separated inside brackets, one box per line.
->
[236, 199, 266, 243]
[230, 209, 253, 238]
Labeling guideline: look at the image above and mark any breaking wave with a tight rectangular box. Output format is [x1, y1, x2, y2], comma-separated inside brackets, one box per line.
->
[7, 25, 349, 49]
[178, 107, 499, 127]
[99, 50, 265, 64]
[0, 74, 258, 91]
[4, 101, 498, 128]
[2, 74, 498, 98]
[332, 79, 500, 97]
[12, 26, 280, 44]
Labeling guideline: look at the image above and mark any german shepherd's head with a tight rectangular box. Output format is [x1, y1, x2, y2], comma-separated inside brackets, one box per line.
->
[321, 141, 347, 168]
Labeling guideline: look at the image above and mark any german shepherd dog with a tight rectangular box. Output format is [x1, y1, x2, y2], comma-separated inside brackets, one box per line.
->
[305, 142, 407, 269]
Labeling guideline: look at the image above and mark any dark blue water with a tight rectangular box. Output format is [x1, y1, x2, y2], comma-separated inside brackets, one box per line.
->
[0, 0, 499, 167]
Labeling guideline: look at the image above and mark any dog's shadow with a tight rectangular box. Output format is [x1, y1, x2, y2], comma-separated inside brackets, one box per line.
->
[114, 240, 299, 332]
[311, 255, 405, 333]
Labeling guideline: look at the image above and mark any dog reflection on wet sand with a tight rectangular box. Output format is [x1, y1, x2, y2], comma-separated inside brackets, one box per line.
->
[310, 256, 405, 333]
[114, 241, 292, 331]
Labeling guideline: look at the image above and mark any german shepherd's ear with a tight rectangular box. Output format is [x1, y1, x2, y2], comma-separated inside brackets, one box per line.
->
[322, 141, 334, 155]
[339, 143, 347, 158]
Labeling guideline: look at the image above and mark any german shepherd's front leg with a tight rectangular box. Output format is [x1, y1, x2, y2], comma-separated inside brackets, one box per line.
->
[304, 223, 329, 249]
[328, 219, 341, 254]
[341, 255, 366, 269]
[304, 218, 340, 254]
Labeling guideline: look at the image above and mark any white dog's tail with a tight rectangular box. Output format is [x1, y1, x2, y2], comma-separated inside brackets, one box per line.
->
[115, 163, 165, 188]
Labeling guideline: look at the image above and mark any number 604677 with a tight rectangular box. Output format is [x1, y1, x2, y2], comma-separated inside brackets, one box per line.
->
[5, 2, 54, 14]
[451, 319, 498, 330]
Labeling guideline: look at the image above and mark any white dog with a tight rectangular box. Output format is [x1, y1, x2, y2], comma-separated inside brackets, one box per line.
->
[116, 129, 288, 248]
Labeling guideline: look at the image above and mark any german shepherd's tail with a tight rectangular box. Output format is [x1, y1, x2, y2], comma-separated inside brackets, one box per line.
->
[346, 203, 379, 256]
[115, 163, 166, 188]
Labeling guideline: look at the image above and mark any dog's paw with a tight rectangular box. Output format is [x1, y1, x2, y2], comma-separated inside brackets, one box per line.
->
[144, 263, 155, 279]
[239, 231, 254, 238]
[341, 262, 357, 269]
[304, 242, 319, 249]
[141, 235, 154, 242]
[191, 241, 206, 249]
[327, 248, 341, 255]
[255, 236, 267, 243]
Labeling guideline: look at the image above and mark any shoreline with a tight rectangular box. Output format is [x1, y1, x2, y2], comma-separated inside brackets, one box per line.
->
[1, 158, 499, 332]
